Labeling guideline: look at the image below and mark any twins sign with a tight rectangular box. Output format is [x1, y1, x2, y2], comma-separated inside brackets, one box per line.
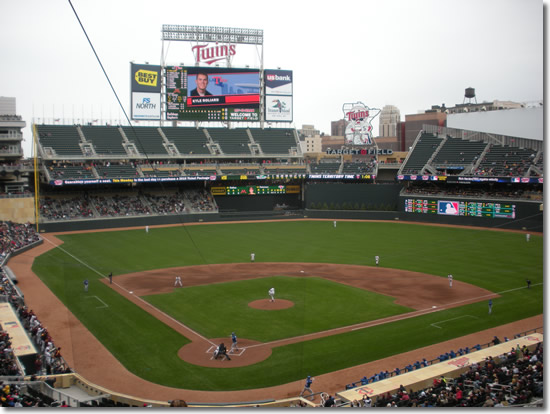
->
[342, 102, 380, 146]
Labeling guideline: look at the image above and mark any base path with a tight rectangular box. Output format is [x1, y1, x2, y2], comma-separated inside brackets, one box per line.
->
[6, 229, 543, 405]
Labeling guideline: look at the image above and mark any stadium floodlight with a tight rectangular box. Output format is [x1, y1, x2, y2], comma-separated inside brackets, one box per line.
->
[161, 25, 263, 45]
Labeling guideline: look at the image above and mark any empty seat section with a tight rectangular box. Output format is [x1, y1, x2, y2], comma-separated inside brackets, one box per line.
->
[162, 127, 211, 155]
[81, 125, 126, 156]
[401, 133, 443, 174]
[250, 128, 297, 155]
[36, 125, 83, 156]
[121, 127, 168, 156]
[207, 128, 251, 155]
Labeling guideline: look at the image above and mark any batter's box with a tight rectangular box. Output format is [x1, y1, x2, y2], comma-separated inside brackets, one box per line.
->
[205, 345, 245, 357]
[229, 347, 245, 357]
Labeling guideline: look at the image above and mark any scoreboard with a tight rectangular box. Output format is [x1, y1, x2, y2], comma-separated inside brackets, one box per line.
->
[211, 185, 299, 196]
[405, 199, 516, 219]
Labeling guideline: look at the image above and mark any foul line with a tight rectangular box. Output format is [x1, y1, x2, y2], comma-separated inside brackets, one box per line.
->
[85, 295, 108, 309]
[41, 235, 216, 347]
[431, 315, 478, 329]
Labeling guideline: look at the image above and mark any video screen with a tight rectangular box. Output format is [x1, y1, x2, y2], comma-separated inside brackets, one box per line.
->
[166, 66, 260, 121]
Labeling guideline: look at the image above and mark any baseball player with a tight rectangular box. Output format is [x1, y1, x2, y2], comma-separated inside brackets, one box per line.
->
[333, 220, 337, 228]
[108, 272, 113, 284]
[448, 274, 453, 287]
[250, 252, 255, 262]
[268, 287, 275, 302]
[213, 343, 231, 361]
[230, 332, 238, 353]
[145, 225, 149, 233]
[488, 299, 493, 314]
[375, 255, 379, 266]
[300, 376, 314, 398]
[526, 233, 530, 242]
[175, 276, 183, 287]
[83, 279, 89, 292]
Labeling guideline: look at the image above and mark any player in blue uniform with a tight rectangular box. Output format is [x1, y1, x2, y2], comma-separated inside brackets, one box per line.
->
[230, 332, 238, 353]
[300, 376, 314, 398]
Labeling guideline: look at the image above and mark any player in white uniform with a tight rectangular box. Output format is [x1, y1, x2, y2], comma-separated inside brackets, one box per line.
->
[333, 220, 337, 228]
[375, 255, 379, 266]
[251, 253, 255, 262]
[175, 276, 183, 287]
[448, 274, 453, 287]
[145, 225, 149, 233]
[268, 287, 275, 302]
[526, 233, 530, 242]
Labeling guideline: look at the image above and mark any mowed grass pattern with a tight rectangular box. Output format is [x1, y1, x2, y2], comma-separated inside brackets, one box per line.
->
[144, 275, 412, 342]
[31, 221, 543, 391]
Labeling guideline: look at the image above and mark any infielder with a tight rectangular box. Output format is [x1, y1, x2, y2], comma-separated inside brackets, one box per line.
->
[175, 276, 183, 287]
[488, 299, 493, 314]
[300, 376, 314, 398]
[448, 274, 453, 287]
[375, 255, 380, 266]
[251, 252, 255, 262]
[230, 332, 238, 353]
[268, 287, 275, 302]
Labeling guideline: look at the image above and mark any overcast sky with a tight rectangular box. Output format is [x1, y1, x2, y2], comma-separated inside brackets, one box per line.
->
[0, 0, 544, 157]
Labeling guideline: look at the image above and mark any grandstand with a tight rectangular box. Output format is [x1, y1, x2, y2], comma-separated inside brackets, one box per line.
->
[1, 118, 542, 407]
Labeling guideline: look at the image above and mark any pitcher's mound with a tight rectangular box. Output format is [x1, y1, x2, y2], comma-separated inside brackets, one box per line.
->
[248, 299, 294, 310]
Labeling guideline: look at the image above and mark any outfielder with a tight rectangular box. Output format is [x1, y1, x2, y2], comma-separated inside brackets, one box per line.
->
[230, 332, 238, 353]
[175, 276, 183, 287]
[83, 279, 89, 292]
[251, 252, 255, 262]
[448, 274, 453, 287]
[526, 233, 530, 242]
[268, 287, 275, 302]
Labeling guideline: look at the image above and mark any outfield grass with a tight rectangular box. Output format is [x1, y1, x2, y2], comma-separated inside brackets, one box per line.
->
[31, 221, 543, 391]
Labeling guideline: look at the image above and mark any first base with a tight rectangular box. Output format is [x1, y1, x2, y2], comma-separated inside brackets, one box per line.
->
[432, 305, 436, 308]
[129, 291, 133, 294]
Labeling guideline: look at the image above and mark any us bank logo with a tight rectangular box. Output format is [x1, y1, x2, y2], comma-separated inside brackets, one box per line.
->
[342, 102, 380, 146]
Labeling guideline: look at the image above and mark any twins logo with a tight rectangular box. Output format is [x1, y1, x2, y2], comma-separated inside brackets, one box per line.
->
[342, 102, 380, 146]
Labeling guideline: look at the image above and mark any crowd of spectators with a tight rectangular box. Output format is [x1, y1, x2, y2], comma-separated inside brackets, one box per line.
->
[143, 192, 187, 215]
[0, 222, 40, 262]
[185, 189, 216, 212]
[40, 196, 94, 221]
[0, 223, 73, 407]
[341, 339, 542, 408]
[39, 188, 218, 221]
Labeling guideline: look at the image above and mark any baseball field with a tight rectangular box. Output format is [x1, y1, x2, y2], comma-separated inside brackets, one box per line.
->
[29, 220, 543, 393]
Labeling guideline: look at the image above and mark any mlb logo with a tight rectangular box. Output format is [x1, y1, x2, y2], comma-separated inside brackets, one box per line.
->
[438, 201, 459, 215]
